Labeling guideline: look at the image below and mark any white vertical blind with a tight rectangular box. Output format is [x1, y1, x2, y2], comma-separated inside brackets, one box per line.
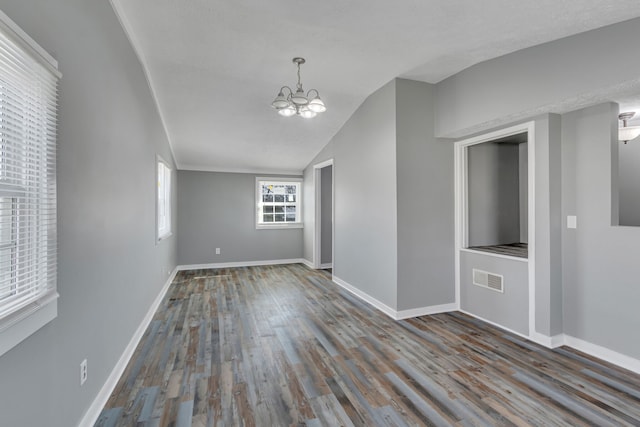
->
[0, 23, 58, 321]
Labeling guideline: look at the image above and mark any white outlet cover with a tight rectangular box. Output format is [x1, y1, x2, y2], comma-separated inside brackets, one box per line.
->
[215, 248, 221, 254]
[567, 215, 577, 229]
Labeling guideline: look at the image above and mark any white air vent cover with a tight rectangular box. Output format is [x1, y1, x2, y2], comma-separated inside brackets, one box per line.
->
[472, 269, 504, 293]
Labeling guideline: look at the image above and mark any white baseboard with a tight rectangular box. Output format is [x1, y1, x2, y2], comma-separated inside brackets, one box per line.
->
[459, 310, 567, 349]
[459, 310, 640, 374]
[78, 266, 179, 427]
[300, 258, 314, 269]
[459, 309, 532, 342]
[530, 331, 565, 349]
[332, 276, 398, 320]
[332, 276, 456, 321]
[177, 258, 306, 270]
[298, 259, 330, 269]
[562, 334, 640, 375]
[396, 303, 458, 320]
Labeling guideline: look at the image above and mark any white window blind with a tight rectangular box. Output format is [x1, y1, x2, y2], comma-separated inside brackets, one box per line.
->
[0, 18, 59, 323]
[157, 159, 171, 240]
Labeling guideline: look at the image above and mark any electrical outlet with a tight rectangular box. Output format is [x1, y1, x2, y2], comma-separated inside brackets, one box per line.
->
[80, 359, 88, 386]
[215, 248, 221, 255]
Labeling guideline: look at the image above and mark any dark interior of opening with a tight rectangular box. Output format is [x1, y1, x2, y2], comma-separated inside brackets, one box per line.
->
[467, 132, 528, 259]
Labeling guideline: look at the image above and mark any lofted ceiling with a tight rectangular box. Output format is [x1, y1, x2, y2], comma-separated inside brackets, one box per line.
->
[110, 0, 640, 174]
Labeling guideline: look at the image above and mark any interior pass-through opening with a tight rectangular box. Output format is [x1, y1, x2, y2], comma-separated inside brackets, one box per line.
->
[466, 131, 529, 258]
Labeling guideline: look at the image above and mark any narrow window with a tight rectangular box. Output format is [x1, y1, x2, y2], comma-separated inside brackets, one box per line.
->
[157, 158, 172, 240]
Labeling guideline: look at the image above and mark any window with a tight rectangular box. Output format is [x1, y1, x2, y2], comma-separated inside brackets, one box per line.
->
[0, 11, 60, 356]
[157, 158, 172, 240]
[256, 177, 302, 229]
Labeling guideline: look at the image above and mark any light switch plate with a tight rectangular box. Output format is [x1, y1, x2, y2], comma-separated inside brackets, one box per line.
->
[567, 215, 577, 229]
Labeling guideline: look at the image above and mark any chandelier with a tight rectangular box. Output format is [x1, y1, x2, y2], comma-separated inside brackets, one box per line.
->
[271, 57, 326, 118]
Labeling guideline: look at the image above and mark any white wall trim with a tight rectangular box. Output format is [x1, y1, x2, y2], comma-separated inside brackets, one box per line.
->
[78, 266, 179, 427]
[459, 309, 532, 342]
[178, 163, 303, 176]
[454, 121, 537, 338]
[457, 307, 640, 378]
[562, 335, 640, 375]
[313, 159, 334, 169]
[333, 276, 456, 321]
[0, 292, 58, 358]
[333, 276, 397, 320]
[319, 263, 333, 269]
[460, 310, 566, 350]
[313, 159, 334, 269]
[177, 258, 306, 271]
[459, 248, 529, 263]
[530, 331, 565, 349]
[395, 303, 458, 320]
[526, 122, 537, 339]
[300, 258, 314, 269]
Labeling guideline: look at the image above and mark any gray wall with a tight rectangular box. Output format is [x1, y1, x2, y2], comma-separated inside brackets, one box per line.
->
[460, 251, 529, 335]
[303, 79, 456, 312]
[320, 166, 333, 265]
[0, 1, 178, 426]
[302, 143, 336, 266]
[533, 114, 563, 337]
[304, 80, 398, 309]
[395, 79, 454, 310]
[467, 142, 521, 247]
[435, 18, 640, 138]
[177, 171, 303, 265]
[519, 143, 529, 243]
[562, 103, 640, 359]
[618, 138, 640, 226]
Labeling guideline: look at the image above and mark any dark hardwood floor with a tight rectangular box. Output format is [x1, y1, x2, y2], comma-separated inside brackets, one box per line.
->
[96, 264, 640, 426]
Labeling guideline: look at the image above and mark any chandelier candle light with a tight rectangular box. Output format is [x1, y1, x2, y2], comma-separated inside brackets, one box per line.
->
[271, 57, 326, 119]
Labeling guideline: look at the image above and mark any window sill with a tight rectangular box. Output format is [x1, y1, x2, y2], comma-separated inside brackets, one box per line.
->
[0, 290, 58, 357]
[256, 223, 303, 230]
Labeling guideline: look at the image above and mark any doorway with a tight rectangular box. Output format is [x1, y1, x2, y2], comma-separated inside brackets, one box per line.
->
[314, 159, 334, 269]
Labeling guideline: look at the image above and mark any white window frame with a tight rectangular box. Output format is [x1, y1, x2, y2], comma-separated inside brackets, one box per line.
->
[256, 177, 303, 229]
[0, 10, 60, 357]
[156, 156, 172, 241]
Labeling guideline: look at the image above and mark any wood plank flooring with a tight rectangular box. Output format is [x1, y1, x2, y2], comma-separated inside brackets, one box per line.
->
[468, 243, 528, 259]
[96, 264, 640, 426]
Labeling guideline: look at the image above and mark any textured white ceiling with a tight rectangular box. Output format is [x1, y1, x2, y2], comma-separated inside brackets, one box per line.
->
[110, 0, 640, 173]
